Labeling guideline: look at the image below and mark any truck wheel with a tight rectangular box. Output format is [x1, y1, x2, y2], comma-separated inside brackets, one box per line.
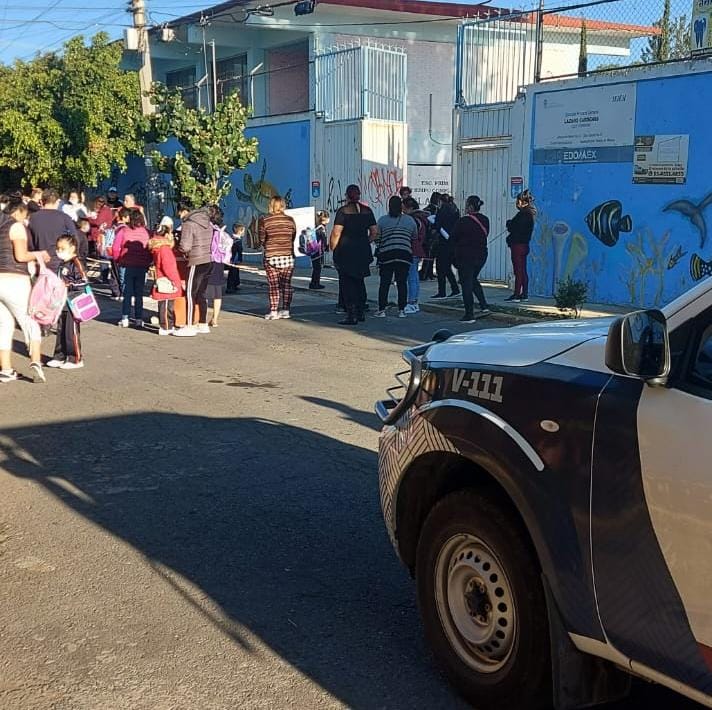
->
[416, 490, 551, 709]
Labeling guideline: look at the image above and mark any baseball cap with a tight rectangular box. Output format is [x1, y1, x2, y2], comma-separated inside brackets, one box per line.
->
[159, 215, 174, 229]
[108, 186, 118, 193]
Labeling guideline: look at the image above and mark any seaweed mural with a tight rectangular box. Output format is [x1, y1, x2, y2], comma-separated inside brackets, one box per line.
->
[622, 229, 670, 307]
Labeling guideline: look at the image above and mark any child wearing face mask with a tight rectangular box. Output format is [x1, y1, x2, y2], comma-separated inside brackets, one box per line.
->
[47, 235, 88, 370]
[226, 223, 245, 294]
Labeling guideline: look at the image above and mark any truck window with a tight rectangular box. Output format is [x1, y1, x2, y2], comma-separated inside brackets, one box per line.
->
[690, 324, 712, 391]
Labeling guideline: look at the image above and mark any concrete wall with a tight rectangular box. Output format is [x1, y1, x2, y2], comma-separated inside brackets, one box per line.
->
[525, 60, 712, 307]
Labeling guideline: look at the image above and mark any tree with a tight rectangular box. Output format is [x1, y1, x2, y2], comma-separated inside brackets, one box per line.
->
[641, 0, 690, 63]
[0, 33, 146, 188]
[149, 85, 259, 208]
[578, 19, 588, 76]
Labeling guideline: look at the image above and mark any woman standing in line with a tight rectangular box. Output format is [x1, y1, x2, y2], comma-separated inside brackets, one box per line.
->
[330, 185, 378, 326]
[259, 196, 297, 321]
[431, 194, 460, 299]
[0, 197, 50, 383]
[452, 195, 491, 323]
[419, 191, 440, 281]
[506, 189, 536, 303]
[374, 196, 416, 319]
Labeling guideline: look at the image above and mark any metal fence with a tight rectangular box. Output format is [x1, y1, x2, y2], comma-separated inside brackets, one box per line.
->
[315, 43, 407, 122]
[456, 0, 692, 108]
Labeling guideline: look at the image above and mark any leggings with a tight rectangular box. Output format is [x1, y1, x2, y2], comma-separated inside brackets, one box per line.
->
[510, 244, 530, 297]
[379, 261, 410, 311]
[265, 264, 294, 312]
[0, 274, 39, 351]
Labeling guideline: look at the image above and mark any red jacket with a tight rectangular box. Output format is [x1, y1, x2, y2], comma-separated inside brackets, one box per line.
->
[149, 236, 183, 300]
[87, 205, 115, 244]
[112, 226, 151, 268]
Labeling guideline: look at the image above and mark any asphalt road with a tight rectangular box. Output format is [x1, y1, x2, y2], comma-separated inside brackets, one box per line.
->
[0, 282, 703, 709]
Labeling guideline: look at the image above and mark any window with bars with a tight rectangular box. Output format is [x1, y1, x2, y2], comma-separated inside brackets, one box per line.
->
[216, 54, 248, 105]
[166, 66, 197, 109]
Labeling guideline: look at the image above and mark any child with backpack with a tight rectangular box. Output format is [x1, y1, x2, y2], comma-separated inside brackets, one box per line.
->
[308, 210, 330, 290]
[226, 223, 245, 294]
[149, 217, 183, 336]
[206, 206, 231, 328]
[47, 235, 88, 370]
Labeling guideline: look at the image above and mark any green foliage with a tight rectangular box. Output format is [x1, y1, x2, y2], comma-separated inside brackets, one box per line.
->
[578, 19, 588, 76]
[0, 33, 146, 187]
[641, 0, 690, 63]
[149, 85, 259, 209]
[555, 277, 588, 318]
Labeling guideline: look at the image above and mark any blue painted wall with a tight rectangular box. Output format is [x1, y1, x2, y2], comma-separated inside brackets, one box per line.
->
[529, 70, 712, 308]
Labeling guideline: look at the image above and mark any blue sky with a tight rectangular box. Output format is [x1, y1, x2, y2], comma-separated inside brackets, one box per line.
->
[0, 0, 690, 64]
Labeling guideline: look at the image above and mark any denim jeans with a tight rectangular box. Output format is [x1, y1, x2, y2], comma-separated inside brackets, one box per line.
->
[122, 266, 147, 320]
[407, 257, 421, 304]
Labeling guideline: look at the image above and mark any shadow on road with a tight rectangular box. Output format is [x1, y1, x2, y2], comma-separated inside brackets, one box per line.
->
[0, 412, 459, 709]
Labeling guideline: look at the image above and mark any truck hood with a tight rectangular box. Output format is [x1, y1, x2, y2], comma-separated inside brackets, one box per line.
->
[424, 318, 615, 367]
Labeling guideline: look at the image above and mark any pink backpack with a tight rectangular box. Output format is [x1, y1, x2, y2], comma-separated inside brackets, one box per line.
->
[68, 286, 101, 322]
[29, 262, 67, 326]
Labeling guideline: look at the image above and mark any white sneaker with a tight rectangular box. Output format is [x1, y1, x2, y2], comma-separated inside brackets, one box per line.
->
[118, 318, 129, 328]
[60, 360, 84, 370]
[158, 328, 174, 336]
[0, 369, 18, 383]
[265, 311, 280, 321]
[46, 359, 65, 368]
[398, 310, 407, 318]
[196, 323, 211, 334]
[30, 362, 46, 383]
[172, 326, 197, 337]
[372, 310, 386, 318]
[278, 310, 291, 320]
[404, 304, 419, 314]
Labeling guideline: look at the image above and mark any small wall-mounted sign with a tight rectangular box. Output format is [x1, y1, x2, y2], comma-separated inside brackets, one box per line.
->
[311, 180, 321, 199]
[510, 176, 524, 199]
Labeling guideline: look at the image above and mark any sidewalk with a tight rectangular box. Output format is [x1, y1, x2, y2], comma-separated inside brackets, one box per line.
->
[237, 263, 629, 323]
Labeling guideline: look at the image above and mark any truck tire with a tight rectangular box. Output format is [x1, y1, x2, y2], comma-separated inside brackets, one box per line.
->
[415, 490, 551, 709]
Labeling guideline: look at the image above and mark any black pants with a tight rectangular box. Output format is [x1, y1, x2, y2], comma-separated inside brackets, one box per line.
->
[458, 258, 488, 316]
[379, 261, 410, 311]
[186, 262, 212, 326]
[54, 310, 82, 363]
[226, 265, 240, 292]
[340, 272, 366, 318]
[310, 256, 323, 287]
[420, 256, 434, 280]
[158, 300, 176, 330]
[436, 247, 459, 296]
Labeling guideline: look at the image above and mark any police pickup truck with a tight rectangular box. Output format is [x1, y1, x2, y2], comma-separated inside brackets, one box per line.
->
[376, 279, 712, 710]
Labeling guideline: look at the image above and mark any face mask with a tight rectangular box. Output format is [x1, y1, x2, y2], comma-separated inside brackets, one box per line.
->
[69, 198, 78, 205]
[56, 250, 72, 262]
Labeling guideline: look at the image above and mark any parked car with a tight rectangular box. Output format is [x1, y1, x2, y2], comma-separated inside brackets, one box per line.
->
[376, 279, 712, 709]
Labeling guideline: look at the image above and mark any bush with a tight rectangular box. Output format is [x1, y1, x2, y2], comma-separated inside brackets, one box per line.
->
[555, 277, 588, 318]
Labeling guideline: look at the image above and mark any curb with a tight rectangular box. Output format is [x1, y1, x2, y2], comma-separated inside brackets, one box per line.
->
[238, 269, 542, 325]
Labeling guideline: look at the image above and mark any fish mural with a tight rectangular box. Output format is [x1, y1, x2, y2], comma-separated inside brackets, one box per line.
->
[235, 159, 294, 215]
[663, 192, 712, 249]
[667, 245, 688, 270]
[586, 200, 633, 247]
[690, 253, 712, 282]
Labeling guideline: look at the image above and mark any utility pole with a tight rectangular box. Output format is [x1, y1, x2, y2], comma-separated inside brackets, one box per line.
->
[210, 40, 218, 111]
[131, 0, 155, 115]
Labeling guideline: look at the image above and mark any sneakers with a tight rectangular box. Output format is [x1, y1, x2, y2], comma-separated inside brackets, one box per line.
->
[196, 323, 211, 334]
[335, 306, 346, 314]
[172, 326, 197, 337]
[373, 310, 386, 318]
[504, 295, 521, 303]
[118, 317, 129, 327]
[338, 317, 358, 326]
[60, 360, 84, 370]
[30, 362, 46, 383]
[478, 307, 491, 315]
[404, 304, 419, 314]
[520, 295, 529, 302]
[278, 310, 291, 320]
[158, 328, 174, 336]
[0, 369, 18, 383]
[46, 359, 65, 368]
[265, 311, 280, 321]
[449, 290, 461, 298]
[398, 310, 407, 318]
[430, 294, 447, 300]
[460, 314, 477, 323]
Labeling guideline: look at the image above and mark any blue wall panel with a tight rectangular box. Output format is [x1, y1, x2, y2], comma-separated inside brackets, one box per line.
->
[529, 71, 712, 308]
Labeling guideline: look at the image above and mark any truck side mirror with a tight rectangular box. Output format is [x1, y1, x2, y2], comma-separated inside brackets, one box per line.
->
[605, 309, 670, 381]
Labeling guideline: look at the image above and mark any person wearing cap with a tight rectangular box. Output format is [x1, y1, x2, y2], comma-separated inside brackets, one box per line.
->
[330, 184, 378, 325]
[106, 187, 123, 215]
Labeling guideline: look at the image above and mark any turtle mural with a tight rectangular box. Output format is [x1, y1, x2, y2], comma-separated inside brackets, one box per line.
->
[235, 159, 294, 248]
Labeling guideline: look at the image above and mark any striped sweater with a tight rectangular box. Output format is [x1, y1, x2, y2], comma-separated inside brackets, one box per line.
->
[376, 214, 416, 266]
[259, 213, 297, 259]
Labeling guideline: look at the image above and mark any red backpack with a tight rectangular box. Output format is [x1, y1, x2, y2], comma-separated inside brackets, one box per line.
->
[29, 262, 67, 326]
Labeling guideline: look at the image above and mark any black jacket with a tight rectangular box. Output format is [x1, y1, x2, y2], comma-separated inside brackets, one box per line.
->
[506, 207, 535, 246]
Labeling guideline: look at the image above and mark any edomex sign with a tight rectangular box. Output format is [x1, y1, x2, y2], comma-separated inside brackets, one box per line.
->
[533, 84, 637, 165]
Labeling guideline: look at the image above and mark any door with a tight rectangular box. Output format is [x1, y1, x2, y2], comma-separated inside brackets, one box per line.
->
[457, 145, 510, 282]
[590, 311, 712, 696]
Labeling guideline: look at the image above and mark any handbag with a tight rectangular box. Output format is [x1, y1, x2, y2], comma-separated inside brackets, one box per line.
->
[67, 285, 101, 322]
[155, 276, 178, 294]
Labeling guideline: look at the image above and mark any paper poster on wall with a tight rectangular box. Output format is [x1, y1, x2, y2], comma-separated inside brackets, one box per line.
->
[407, 164, 451, 204]
[533, 83, 636, 164]
[692, 0, 712, 56]
[285, 206, 315, 257]
[633, 135, 689, 184]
